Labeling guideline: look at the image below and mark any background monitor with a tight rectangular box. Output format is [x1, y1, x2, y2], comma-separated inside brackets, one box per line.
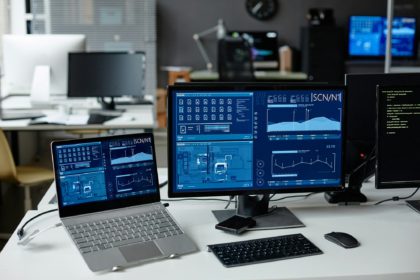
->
[2, 34, 86, 95]
[168, 83, 345, 224]
[228, 31, 279, 69]
[348, 16, 417, 58]
[68, 52, 146, 109]
[376, 85, 420, 189]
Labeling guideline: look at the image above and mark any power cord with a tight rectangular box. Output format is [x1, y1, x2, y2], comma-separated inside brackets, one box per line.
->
[375, 187, 420, 206]
[270, 192, 319, 202]
[17, 209, 58, 240]
[159, 180, 168, 188]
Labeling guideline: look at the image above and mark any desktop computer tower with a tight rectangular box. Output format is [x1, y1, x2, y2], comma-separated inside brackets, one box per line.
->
[300, 26, 345, 82]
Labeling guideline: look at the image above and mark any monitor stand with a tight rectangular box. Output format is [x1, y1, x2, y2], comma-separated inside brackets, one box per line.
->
[97, 97, 125, 113]
[406, 200, 420, 214]
[325, 155, 375, 204]
[212, 194, 305, 230]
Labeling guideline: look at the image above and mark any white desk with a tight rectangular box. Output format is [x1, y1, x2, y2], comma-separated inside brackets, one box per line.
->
[0, 95, 155, 131]
[2, 168, 420, 280]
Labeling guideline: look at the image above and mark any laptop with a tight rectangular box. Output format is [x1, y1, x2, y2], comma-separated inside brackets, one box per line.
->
[51, 133, 198, 272]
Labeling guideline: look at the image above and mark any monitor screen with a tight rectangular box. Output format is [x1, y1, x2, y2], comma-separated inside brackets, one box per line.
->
[168, 84, 345, 197]
[229, 31, 279, 69]
[68, 52, 145, 98]
[52, 133, 159, 214]
[376, 86, 420, 189]
[345, 73, 420, 174]
[348, 16, 417, 58]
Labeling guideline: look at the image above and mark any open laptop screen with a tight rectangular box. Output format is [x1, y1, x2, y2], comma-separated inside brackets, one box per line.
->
[52, 133, 160, 217]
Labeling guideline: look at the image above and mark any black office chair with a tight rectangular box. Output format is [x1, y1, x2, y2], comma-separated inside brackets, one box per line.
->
[218, 36, 255, 82]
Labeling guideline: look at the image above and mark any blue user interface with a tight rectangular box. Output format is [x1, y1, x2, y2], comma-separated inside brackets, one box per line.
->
[54, 135, 157, 207]
[349, 16, 416, 57]
[171, 89, 344, 193]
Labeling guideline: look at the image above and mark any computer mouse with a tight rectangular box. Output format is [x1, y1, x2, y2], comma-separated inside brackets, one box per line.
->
[324, 232, 360, 249]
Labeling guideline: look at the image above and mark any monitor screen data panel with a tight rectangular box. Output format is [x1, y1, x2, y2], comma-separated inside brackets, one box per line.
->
[170, 86, 345, 196]
[377, 86, 420, 188]
[53, 135, 158, 207]
[349, 16, 417, 57]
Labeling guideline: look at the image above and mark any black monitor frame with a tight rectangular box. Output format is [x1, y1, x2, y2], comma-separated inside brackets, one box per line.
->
[167, 83, 346, 199]
[68, 51, 146, 110]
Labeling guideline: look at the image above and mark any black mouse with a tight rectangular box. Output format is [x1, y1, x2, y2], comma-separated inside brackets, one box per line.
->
[324, 232, 360, 249]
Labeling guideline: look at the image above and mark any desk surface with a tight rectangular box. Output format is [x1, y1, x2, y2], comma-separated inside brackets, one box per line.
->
[190, 70, 308, 81]
[2, 168, 420, 280]
[0, 95, 156, 131]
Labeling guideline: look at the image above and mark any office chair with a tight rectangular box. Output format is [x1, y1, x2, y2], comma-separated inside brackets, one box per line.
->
[218, 36, 255, 82]
[0, 129, 54, 213]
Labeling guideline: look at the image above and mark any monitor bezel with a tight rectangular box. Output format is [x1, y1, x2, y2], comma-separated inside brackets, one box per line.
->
[347, 15, 418, 60]
[67, 51, 146, 98]
[376, 85, 420, 189]
[51, 132, 160, 218]
[167, 83, 346, 198]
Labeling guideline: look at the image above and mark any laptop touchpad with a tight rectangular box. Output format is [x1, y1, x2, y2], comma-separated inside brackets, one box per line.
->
[119, 241, 163, 262]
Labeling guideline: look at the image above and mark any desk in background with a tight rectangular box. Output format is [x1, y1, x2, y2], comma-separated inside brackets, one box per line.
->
[1, 168, 420, 280]
[190, 70, 308, 81]
[0, 94, 156, 162]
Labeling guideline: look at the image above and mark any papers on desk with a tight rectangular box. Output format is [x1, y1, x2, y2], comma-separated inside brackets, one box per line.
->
[33, 113, 89, 125]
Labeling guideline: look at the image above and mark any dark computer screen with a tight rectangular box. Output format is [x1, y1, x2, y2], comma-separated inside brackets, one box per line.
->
[345, 73, 420, 173]
[229, 31, 279, 69]
[68, 52, 145, 98]
[376, 86, 420, 189]
[168, 84, 345, 197]
[348, 16, 417, 58]
[52, 134, 158, 208]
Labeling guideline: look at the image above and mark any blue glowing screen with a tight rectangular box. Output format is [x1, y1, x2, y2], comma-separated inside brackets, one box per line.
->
[349, 16, 417, 57]
[53, 135, 158, 207]
[171, 89, 344, 194]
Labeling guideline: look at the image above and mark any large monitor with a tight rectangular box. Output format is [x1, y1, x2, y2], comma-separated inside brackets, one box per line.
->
[68, 52, 146, 110]
[326, 73, 420, 204]
[348, 16, 417, 58]
[228, 31, 279, 70]
[168, 83, 345, 227]
[376, 85, 420, 212]
[2, 34, 86, 95]
[376, 85, 420, 189]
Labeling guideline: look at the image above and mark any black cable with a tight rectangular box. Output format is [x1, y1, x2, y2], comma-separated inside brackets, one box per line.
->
[17, 209, 58, 240]
[161, 198, 231, 202]
[159, 180, 168, 188]
[375, 187, 420, 206]
[270, 192, 319, 202]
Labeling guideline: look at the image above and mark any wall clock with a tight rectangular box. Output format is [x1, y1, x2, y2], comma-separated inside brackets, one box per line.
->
[246, 0, 278, 21]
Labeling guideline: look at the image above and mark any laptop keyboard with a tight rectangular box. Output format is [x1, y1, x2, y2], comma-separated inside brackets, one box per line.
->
[66, 208, 183, 254]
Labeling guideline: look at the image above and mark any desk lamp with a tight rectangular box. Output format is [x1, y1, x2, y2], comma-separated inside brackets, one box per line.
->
[193, 19, 226, 72]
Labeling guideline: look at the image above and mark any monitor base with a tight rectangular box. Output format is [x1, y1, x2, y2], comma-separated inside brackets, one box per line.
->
[324, 188, 367, 204]
[406, 200, 420, 214]
[212, 207, 305, 230]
